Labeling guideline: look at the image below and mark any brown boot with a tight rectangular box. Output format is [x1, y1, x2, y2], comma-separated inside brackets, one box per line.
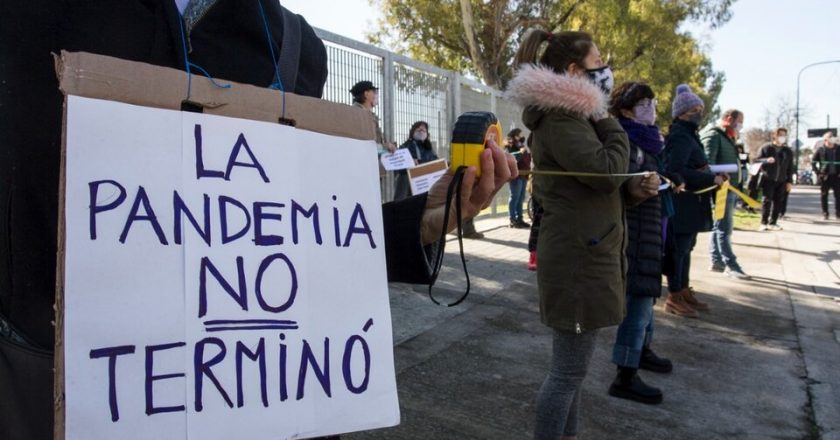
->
[682, 287, 709, 311]
[664, 290, 699, 318]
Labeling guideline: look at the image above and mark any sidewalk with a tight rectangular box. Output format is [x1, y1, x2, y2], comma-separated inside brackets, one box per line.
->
[349, 186, 840, 440]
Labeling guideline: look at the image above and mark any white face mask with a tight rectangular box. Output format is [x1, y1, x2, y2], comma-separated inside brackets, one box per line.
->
[777, 136, 787, 144]
[413, 132, 428, 142]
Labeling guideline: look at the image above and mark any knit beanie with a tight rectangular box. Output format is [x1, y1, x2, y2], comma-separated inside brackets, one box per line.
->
[671, 84, 704, 119]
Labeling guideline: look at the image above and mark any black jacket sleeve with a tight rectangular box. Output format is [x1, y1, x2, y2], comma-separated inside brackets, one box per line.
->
[666, 132, 716, 191]
[382, 194, 434, 284]
[786, 148, 796, 183]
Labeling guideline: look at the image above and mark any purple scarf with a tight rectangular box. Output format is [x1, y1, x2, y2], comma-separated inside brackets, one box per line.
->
[619, 118, 664, 155]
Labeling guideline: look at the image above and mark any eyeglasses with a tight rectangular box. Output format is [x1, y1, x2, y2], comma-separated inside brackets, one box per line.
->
[634, 98, 657, 109]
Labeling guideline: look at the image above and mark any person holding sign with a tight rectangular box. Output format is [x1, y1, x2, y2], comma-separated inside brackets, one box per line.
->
[0, 3, 517, 439]
[506, 29, 659, 440]
[393, 121, 439, 201]
[701, 109, 751, 280]
[756, 128, 795, 230]
[350, 81, 396, 155]
[663, 84, 724, 318]
[606, 81, 680, 405]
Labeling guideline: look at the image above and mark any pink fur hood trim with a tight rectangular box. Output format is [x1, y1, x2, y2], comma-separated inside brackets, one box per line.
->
[504, 64, 607, 117]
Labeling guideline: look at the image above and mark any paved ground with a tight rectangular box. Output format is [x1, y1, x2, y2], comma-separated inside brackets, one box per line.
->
[347, 186, 840, 440]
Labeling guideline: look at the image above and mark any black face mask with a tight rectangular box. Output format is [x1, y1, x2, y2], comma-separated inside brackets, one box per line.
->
[683, 112, 703, 125]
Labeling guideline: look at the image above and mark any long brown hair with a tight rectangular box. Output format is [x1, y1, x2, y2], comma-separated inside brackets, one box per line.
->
[513, 29, 593, 74]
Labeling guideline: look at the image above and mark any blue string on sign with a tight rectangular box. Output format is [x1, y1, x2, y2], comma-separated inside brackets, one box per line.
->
[255, 0, 287, 120]
[177, 13, 231, 103]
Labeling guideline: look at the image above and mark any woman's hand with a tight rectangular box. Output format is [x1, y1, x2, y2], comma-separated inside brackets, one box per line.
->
[714, 175, 726, 186]
[420, 141, 517, 244]
[627, 173, 661, 202]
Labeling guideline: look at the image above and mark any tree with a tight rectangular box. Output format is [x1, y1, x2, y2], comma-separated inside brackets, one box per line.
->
[760, 95, 801, 133]
[369, 0, 735, 126]
[742, 127, 771, 159]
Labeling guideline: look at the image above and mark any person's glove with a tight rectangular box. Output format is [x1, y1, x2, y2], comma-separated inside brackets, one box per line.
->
[421, 140, 517, 245]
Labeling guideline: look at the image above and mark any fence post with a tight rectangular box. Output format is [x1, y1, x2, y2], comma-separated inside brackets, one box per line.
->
[381, 52, 396, 202]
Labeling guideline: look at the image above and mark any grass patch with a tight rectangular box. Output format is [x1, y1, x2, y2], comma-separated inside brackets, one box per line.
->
[733, 208, 761, 231]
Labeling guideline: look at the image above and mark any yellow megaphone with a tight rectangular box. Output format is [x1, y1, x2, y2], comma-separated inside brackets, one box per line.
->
[449, 112, 503, 177]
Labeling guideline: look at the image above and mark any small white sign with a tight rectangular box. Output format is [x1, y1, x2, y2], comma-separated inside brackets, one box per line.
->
[379, 149, 414, 171]
[63, 95, 399, 440]
[408, 159, 448, 196]
[709, 163, 739, 174]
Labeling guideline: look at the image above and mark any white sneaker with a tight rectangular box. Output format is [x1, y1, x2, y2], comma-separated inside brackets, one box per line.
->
[725, 267, 752, 280]
[769, 224, 783, 231]
[759, 224, 769, 231]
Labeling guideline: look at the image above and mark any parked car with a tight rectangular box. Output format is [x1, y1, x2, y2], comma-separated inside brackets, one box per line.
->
[798, 170, 814, 185]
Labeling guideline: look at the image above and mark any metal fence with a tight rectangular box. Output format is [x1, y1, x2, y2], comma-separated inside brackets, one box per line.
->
[315, 28, 527, 214]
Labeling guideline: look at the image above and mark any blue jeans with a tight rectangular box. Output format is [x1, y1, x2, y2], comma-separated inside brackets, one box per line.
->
[612, 295, 654, 368]
[508, 178, 526, 221]
[710, 192, 741, 270]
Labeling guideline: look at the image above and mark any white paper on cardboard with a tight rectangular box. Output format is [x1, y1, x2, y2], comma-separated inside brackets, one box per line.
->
[62, 95, 400, 440]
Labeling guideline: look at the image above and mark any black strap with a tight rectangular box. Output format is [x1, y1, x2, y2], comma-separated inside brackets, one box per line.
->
[427, 166, 471, 307]
[278, 5, 301, 93]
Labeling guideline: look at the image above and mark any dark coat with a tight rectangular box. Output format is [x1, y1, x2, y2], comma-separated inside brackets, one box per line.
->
[665, 119, 716, 235]
[506, 64, 629, 333]
[812, 145, 840, 177]
[758, 143, 795, 183]
[400, 139, 439, 164]
[625, 143, 663, 298]
[0, 0, 431, 350]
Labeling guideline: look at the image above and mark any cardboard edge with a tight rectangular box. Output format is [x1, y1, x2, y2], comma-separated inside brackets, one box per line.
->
[51, 51, 381, 438]
[406, 159, 448, 179]
[54, 51, 377, 141]
[54, 97, 68, 440]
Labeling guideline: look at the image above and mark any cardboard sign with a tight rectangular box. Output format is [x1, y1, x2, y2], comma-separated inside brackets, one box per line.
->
[407, 159, 448, 196]
[379, 149, 414, 171]
[59, 80, 399, 437]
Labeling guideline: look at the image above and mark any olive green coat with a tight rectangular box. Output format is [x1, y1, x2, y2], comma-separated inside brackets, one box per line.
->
[506, 65, 630, 333]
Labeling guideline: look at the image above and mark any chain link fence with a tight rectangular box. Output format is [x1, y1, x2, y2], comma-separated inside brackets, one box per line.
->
[315, 28, 528, 215]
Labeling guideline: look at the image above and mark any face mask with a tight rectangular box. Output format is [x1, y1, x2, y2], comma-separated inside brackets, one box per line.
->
[684, 112, 703, 125]
[413, 132, 428, 142]
[585, 65, 614, 95]
[777, 136, 787, 144]
[633, 102, 656, 126]
[731, 122, 742, 133]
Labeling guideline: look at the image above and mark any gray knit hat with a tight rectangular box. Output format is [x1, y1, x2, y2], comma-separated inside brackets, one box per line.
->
[671, 84, 704, 118]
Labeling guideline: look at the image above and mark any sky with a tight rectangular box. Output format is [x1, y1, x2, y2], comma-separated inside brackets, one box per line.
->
[282, 0, 840, 141]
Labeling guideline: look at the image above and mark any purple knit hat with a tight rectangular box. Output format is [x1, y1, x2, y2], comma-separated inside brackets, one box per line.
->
[671, 84, 704, 118]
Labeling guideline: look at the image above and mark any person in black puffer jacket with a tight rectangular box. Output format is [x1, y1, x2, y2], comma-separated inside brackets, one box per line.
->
[607, 82, 684, 405]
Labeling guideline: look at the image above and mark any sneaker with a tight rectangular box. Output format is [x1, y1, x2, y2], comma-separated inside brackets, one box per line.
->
[709, 262, 725, 272]
[639, 347, 673, 374]
[759, 224, 769, 231]
[527, 251, 537, 271]
[608, 369, 663, 405]
[824, 212, 830, 220]
[515, 220, 531, 229]
[463, 231, 484, 239]
[769, 223, 783, 231]
[725, 267, 751, 280]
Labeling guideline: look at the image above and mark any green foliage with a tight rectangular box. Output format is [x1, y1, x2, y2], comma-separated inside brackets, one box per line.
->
[369, 0, 735, 129]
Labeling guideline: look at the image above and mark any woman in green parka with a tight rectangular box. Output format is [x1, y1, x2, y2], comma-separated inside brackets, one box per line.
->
[506, 30, 660, 439]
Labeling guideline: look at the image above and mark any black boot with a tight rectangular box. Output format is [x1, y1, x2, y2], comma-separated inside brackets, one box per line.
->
[608, 367, 663, 405]
[639, 346, 673, 373]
